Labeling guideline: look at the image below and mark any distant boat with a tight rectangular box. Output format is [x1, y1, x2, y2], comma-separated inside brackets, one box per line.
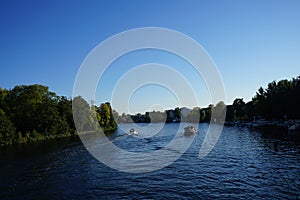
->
[184, 125, 197, 135]
[129, 128, 138, 135]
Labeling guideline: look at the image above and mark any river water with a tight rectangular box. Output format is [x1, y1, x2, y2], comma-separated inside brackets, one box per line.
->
[0, 123, 299, 199]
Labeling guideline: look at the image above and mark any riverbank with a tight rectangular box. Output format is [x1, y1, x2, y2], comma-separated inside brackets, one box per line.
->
[224, 119, 300, 136]
[0, 132, 75, 147]
[0, 128, 118, 147]
[2, 119, 300, 147]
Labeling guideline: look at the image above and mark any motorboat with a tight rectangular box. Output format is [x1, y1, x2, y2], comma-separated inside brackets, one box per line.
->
[129, 128, 138, 135]
[184, 125, 197, 135]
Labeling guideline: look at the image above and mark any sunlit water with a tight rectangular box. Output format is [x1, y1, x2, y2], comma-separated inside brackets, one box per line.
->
[0, 123, 299, 199]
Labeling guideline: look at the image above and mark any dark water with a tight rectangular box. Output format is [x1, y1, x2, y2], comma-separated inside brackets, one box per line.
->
[0, 123, 299, 199]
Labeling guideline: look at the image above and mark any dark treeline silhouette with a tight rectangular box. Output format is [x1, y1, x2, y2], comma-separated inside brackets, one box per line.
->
[0, 84, 117, 146]
[114, 101, 226, 124]
[226, 75, 300, 122]
[115, 75, 300, 124]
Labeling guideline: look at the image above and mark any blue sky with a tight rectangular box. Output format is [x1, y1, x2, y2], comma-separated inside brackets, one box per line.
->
[0, 0, 299, 114]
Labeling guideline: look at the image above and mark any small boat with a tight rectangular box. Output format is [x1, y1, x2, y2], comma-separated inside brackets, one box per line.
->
[129, 128, 138, 135]
[184, 125, 197, 135]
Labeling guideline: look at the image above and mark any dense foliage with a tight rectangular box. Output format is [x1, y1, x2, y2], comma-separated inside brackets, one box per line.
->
[117, 75, 300, 124]
[200, 75, 300, 123]
[95, 102, 117, 132]
[0, 84, 117, 146]
[226, 75, 300, 122]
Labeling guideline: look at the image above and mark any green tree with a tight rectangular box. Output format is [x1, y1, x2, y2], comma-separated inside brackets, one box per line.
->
[58, 96, 75, 132]
[73, 96, 93, 132]
[5, 84, 59, 134]
[98, 102, 117, 132]
[0, 108, 16, 145]
[0, 87, 8, 111]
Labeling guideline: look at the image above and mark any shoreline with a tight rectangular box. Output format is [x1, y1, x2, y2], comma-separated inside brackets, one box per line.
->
[2, 120, 300, 147]
[224, 119, 300, 135]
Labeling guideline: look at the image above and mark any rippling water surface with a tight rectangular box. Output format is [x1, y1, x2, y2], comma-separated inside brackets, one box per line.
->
[0, 123, 299, 199]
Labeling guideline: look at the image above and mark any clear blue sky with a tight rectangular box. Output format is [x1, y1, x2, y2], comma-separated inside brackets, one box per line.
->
[0, 0, 299, 114]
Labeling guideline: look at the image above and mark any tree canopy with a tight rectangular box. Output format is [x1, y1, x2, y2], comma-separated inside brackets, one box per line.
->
[116, 75, 300, 124]
[225, 75, 300, 121]
[0, 84, 117, 146]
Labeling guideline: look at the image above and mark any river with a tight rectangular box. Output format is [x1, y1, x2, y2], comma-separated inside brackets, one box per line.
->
[0, 123, 299, 199]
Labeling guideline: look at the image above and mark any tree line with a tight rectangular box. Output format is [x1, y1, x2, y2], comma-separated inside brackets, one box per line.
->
[113, 102, 226, 124]
[226, 75, 300, 122]
[0, 84, 117, 146]
[1, 75, 299, 145]
[114, 75, 300, 124]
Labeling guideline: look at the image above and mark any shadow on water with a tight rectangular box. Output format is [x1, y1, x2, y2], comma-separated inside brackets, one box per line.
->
[248, 127, 300, 153]
[0, 135, 82, 160]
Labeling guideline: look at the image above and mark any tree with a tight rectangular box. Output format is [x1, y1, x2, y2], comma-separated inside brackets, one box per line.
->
[225, 105, 234, 122]
[149, 111, 166, 123]
[199, 108, 206, 122]
[98, 102, 117, 132]
[73, 96, 94, 132]
[0, 87, 8, 111]
[58, 96, 75, 131]
[249, 76, 300, 120]
[174, 107, 181, 120]
[186, 107, 201, 122]
[5, 84, 57, 134]
[252, 86, 267, 118]
[212, 101, 226, 123]
[201, 104, 213, 122]
[233, 98, 245, 121]
[0, 108, 16, 145]
[244, 101, 255, 121]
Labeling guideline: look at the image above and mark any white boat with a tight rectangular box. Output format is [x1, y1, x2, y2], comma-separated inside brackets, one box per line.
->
[184, 125, 197, 135]
[129, 128, 138, 135]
